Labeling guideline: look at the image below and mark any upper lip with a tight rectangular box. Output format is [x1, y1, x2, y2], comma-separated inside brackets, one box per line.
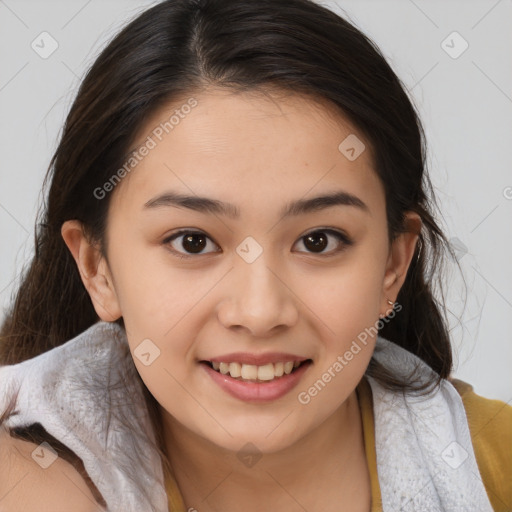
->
[203, 352, 311, 366]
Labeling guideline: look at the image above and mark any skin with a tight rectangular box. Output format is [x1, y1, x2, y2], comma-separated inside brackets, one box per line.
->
[62, 87, 420, 511]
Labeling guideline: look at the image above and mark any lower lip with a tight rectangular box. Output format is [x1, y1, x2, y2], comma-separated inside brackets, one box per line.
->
[201, 361, 312, 403]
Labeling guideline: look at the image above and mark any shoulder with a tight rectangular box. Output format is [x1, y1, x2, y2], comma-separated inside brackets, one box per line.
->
[449, 377, 512, 511]
[0, 427, 102, 512]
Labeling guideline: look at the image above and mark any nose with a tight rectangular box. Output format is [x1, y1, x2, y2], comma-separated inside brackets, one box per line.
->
[216, 254, 299, 338]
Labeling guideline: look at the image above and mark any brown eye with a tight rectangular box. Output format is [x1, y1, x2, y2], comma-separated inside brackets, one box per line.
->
[303, 232, 328, 252]
[181, 233, 207, 253]
[294, 229, 352, 255]
[163, 230, 220, 258]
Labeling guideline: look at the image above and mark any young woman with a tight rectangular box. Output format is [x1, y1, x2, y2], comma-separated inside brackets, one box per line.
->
[0, 1, 510, 511]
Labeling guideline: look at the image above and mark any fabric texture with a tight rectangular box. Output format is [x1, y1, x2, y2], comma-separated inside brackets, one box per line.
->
[366, 338, 495, 512]
[0, 321, 508, 511]
[355, 375, 512, 512]
[448, 378, 512, 511]
[0, 321, 168, 512]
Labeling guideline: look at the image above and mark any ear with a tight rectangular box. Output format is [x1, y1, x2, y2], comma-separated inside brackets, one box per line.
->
[380, 212, 421, 318]
[61, 220, 122, 322]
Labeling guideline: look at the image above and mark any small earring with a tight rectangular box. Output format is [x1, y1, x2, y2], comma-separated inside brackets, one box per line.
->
[379, 299, 395, 319]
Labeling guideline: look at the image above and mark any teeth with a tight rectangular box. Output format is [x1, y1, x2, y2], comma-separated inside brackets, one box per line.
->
[284, 361, 294, 374]
[210, 360, 305, 381]
[229, 362, 241, 378]
[257, 363, 275, 381]
[241, 364, 258, 380]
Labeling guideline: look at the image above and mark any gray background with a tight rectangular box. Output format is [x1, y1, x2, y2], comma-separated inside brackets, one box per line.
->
[0, 0, 511, 401]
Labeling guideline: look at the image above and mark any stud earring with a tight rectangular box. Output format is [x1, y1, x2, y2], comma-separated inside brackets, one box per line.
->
[379, 299, 395, 319]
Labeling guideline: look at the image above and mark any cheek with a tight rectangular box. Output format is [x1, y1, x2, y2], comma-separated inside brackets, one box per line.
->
[297, 256, 385, 339]
[107, 240, 204, 378]
[293, 262, 383, 420]
[108, 236, 207, 329]
[125, 315, 200, 426]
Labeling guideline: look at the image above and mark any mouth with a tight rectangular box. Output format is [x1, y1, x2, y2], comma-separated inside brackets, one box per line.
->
[200, 358, 313, 402]
[200, 359, 313, 383]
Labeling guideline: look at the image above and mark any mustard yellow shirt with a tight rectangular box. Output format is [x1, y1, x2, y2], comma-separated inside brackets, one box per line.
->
[164, 376, 512, 511]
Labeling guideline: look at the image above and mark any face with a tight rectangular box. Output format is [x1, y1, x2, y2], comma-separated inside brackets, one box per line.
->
[64, 87, 418, 454]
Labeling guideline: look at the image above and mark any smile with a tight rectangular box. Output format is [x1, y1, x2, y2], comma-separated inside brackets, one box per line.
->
[200, 359, 313, 402]
[206, 360, 309, 382]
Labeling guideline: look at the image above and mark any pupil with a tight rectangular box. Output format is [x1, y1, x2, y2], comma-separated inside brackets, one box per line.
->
[304, 232, 327, 252]
[183, 234, 206, 253]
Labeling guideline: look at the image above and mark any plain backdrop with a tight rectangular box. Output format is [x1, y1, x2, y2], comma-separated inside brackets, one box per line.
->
[0, 0, 511, 402]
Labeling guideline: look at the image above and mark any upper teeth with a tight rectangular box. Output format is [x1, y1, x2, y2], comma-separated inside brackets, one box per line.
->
[211, 361, 301, 380]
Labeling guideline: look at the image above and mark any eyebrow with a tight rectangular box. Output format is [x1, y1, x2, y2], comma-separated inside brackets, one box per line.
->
[143, 190, 369, 219]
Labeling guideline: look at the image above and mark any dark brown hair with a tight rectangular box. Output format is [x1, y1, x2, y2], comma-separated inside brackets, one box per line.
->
[1, 0, 455, 506]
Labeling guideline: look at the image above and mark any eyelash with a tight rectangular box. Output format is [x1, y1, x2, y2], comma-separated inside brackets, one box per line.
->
[162, 228, 353, 260]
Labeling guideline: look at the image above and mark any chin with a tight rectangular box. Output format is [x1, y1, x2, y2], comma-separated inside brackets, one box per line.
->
[202, 424, 303, 456]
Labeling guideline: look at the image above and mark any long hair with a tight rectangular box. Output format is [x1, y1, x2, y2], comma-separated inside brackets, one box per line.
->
[1, 0, 455, 506]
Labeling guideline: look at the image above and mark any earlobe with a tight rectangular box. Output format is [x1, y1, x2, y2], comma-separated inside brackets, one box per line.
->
[61, 220, 122, 322]
[380, 212, 421, 316]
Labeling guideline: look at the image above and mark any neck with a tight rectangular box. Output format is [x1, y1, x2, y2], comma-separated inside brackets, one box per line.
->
[161, 388, 371, 512]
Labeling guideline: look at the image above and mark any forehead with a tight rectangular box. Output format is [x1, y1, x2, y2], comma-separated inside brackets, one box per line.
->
[109, 87, 383, 218]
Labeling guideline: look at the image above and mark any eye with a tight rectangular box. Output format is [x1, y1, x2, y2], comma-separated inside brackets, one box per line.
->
[163, 230, 220, 259]
[163, 228, 352, 260]
[293, 229, 353, 255]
